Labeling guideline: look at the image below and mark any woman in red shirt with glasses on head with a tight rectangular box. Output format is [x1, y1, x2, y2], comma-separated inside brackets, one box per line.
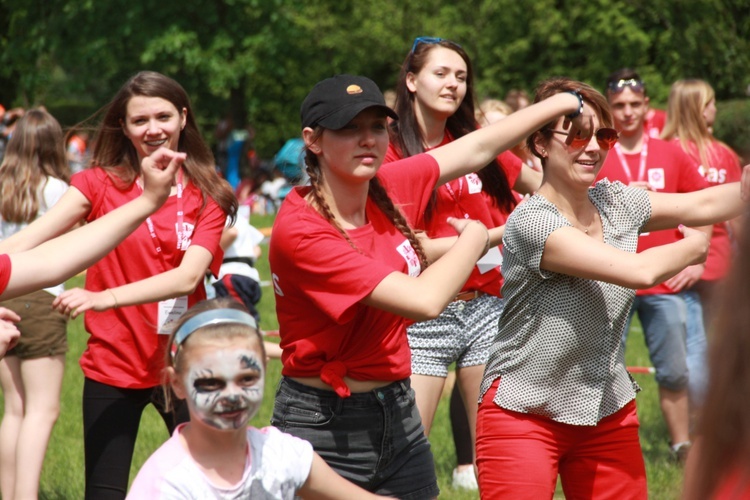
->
[384, 36, 542, 489]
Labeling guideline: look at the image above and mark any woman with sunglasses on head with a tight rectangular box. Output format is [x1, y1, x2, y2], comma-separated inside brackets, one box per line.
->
[269, 74, 593, 498]
[661, 79, 742, 329]
[475, 77, 750, 499]
[0, 72, 237, 499]
[384, 37, 541, 488]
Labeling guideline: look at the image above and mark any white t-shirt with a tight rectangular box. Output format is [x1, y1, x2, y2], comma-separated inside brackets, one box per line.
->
[127, 425, 314, 499]
[0, 177, 68, 295]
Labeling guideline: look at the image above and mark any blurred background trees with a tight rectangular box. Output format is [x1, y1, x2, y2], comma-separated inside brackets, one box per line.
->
[2, 0, 749, 159]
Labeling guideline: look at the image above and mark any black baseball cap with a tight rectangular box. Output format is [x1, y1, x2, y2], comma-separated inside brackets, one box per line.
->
[300, 74, 398, 130]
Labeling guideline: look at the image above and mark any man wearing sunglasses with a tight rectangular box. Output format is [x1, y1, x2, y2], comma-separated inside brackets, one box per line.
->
[596, 68, 711, 464]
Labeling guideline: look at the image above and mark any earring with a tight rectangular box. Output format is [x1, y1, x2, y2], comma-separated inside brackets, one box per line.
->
[541, 148, 547, 157]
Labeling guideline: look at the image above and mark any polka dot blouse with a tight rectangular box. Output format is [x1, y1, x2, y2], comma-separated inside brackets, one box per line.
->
[479, 179, 652, 425]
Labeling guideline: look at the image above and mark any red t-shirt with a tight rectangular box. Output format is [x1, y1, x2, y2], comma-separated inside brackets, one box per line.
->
[645, 108, 667, 139]
[0, 254, 10, 294]
[270, 154, 439, 397]
[675, 140, 742, 281]
[72, 168, 226, 388]
[596, 136, 709, 295]
[385, 136, 522, 295]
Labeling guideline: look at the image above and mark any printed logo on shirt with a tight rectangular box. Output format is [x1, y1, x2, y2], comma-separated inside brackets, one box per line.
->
[698, 165, 727, 184]
[647, 168, 665, 190]
[466, 173, 482, 194]
[176, 222, 195, 251]
[272, 273, 284, 296]
[396, 239, 421, 277]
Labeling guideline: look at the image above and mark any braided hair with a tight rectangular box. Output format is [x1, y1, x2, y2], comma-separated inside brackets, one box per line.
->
[303, 130, 429, 270]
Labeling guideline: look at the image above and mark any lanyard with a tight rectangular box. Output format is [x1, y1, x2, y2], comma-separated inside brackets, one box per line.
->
[138, 169, 185, 265]
[443, 177, 471, 219]
[614, 133, 649, 183]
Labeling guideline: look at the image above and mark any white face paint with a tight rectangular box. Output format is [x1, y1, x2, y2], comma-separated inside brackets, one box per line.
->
[183, 347, 265, 430]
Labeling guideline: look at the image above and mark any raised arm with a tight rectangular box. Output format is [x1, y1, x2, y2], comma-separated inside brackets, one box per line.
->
[362, 218, 489, 321]
[428, 92, 586, 186]
[645, 167, 750, 232]
[0, 148, 184, 301]
[540, 225, 709, 289]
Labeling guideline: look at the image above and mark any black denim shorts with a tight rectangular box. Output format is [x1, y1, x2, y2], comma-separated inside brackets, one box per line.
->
[271, 377, 439, 499]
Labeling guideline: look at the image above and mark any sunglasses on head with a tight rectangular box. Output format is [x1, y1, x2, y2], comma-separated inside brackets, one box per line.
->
[410, 36, 462, 54]
[551, 128, 619, 150]
[607, 78, 645, 94]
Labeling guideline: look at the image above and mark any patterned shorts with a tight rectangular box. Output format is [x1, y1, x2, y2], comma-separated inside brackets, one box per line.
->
[408, 293, 504, 377]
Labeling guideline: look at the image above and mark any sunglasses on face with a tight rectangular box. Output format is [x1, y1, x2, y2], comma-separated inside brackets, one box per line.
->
[410, 36, 463, 54]
[551, 127, 619, 150]
[607, 78, 645, 94]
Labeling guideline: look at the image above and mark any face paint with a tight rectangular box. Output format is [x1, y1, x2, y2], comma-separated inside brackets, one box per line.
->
[183, 347, 265, 430]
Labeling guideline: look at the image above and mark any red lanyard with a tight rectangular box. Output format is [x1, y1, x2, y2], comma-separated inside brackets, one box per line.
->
[138, 169, 185, 264]
[443, 177, 471, 219]
[614, 133, 649, 183]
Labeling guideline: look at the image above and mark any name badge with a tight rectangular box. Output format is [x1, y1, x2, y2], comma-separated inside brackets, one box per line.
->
[157, 296, 188, 334]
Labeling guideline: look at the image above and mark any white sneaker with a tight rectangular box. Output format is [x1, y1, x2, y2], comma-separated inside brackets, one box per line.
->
[452, 466, 478, 490]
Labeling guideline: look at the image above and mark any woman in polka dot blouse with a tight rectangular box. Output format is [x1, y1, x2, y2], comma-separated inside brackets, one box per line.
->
[475, 77, 750, 499]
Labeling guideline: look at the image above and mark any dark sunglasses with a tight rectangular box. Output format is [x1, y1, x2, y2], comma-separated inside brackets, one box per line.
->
[607, 78, 645, 94]
[410, 36, 462, 54]
[551, 127, 619, 150]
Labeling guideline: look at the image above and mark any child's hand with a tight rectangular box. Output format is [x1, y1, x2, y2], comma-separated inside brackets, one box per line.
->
[140, 147, 187, 208]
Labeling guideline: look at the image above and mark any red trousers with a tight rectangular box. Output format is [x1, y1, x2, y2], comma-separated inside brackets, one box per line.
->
[476, 379, 647, 499]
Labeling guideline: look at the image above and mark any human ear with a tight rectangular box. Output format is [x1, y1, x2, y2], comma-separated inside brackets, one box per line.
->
[405, 72, 418, 93]
[168, 367, 187, 400]
[180, 108, 187, 131]
[302, 127, 321, 154]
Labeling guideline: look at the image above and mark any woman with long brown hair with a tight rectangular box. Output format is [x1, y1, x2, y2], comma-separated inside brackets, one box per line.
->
[0, 108, 72, 500]
[0, 71, 237, 499]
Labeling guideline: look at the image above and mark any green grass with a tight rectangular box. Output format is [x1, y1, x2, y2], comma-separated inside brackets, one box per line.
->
[1, 212, 685, 498]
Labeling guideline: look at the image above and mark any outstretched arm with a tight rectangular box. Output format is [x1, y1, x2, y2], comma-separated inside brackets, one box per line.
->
[645, 167, 750, 232]
[428, 92, 587, 186]
[0, 148, 184, 301]
[53, 245, 214, 318]
[541, 225, 710, 289]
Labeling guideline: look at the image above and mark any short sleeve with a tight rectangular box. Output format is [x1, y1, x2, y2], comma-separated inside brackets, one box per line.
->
[188, 198, 227, 277]
[503, 200, 566, 277]
[498, 150, 523, 190]
[251, 427, 314, 493]
[0, 254, 11, 295]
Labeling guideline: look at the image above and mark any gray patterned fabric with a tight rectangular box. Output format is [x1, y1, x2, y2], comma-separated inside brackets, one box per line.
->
[479, 180, 652, 425]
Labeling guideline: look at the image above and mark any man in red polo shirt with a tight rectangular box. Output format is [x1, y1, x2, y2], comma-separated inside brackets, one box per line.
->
[596, 68, 710, 463]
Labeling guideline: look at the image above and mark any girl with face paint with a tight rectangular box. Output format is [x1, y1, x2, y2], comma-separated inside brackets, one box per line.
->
[128, 298, 390, 500]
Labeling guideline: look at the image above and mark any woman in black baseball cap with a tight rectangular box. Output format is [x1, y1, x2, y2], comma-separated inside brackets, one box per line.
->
[269, 73, 590, 498]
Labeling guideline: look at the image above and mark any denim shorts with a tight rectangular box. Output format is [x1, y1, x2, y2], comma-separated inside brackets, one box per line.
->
[271, 377, 439, 499]
[627, 293, 690, 390]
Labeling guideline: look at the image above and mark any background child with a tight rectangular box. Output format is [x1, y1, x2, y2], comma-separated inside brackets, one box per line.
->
[128, 298, 389, 499]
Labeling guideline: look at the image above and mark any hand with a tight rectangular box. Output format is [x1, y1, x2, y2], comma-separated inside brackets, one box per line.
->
[563, 112, 594, 147]
[665, 264, 704, 292]
[447, 217, 490, 255]
[52, 288, 116, 318]
[628, 181, 653, 191]
[140, 147, 187, 208]
[0, 308, 21, 357]
[677, 224, 711, 264]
